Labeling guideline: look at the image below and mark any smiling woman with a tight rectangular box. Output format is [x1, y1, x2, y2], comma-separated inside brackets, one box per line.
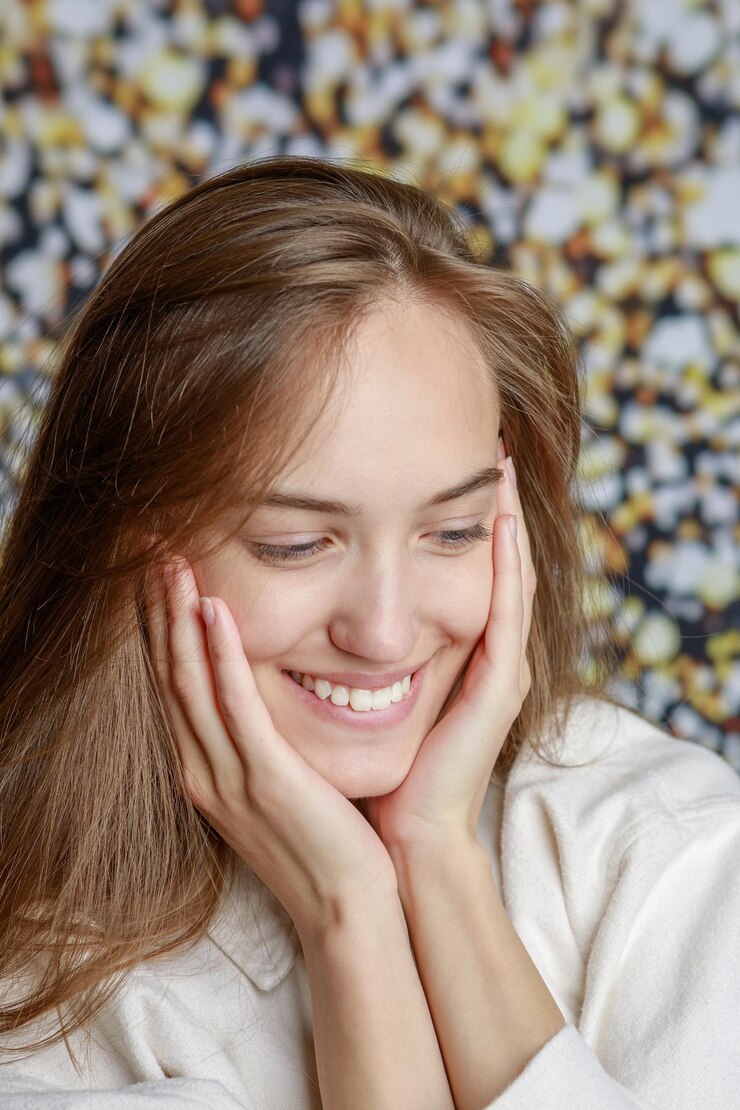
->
[0, 155, 737, 1110]
[190, 294, 513, 800]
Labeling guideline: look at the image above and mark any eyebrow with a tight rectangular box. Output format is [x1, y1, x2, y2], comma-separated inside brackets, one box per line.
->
[261, 465, 505, 516]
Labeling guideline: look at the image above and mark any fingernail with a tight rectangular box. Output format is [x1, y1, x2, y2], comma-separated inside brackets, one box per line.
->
[199, 597, 215, 626]
[507, 515, 518, 540]
[505, 455, 517, 489]
[497, 434, 506, 461]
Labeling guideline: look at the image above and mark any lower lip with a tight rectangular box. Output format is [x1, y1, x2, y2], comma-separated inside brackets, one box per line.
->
[280, 660, 429, 732]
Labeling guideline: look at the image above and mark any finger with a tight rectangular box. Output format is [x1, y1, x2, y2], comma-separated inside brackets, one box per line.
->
[195, 587, 290, 770]
[499, 433, 534, 592]
[478, 506, 524, 718]
[499, 452, 535, 688]
[196, 585, 335, 817]
[144, 564, 216, 803]
[499, 432, 533, 583]
[163, 559, 246, 794]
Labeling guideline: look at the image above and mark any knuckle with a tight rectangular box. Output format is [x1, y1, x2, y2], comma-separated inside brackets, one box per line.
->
[171, 668, 197, 703]
[246, 777, 278, 823]
[210, 776, 236, 811]
[184, 768, 210, 809]
[217, 691, 246, 732]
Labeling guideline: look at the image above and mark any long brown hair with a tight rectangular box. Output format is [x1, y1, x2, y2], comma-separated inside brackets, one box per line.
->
[0, 154, 627, 1060]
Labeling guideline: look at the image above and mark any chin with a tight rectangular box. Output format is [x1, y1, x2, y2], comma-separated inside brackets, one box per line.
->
[334, 766, 410, 801]
[304, 747, 415, 801]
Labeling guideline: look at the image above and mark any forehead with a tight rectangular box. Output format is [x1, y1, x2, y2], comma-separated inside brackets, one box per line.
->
[291, 300, 499, 483]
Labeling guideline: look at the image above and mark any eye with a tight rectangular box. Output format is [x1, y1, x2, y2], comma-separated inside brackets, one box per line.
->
[436, 522, 493, 549]
[249, 537, 333, 563]
[248, 522, 493, 564]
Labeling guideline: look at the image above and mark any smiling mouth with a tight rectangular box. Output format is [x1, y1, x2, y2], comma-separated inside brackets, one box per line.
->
[283, 669, 414, 712]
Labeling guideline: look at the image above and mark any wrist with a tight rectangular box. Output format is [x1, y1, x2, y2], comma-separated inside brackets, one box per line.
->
[385, 828, 483, 869]
[295, 876, 404, 955]
[386, 834, 490, 902]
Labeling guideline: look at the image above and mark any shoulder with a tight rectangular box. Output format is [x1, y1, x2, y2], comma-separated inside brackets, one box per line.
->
[496, 697, 740, 990]
[503, 695, 740, 865]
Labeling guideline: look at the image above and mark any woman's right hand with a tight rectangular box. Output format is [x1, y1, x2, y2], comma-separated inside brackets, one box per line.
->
[144, 555, 400, 944]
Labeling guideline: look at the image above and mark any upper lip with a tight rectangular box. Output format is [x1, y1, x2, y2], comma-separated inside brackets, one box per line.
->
[285, 662, 426, 690]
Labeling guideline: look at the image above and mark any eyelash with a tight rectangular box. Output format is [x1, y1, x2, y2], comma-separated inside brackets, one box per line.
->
[249, 522, 494, 564]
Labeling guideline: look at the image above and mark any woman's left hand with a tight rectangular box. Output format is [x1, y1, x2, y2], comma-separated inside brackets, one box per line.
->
[362, 434, 536, 850]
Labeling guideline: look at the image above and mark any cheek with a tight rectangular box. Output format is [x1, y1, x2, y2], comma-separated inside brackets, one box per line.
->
[230, 576, 324, 661]
[428, 554, 494, 641]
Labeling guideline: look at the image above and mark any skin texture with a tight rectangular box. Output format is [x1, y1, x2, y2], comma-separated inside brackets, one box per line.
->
[191, 298, 505, 802]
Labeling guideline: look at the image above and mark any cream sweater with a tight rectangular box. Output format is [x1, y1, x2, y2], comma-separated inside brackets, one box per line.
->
[1, 696, 738, 1108]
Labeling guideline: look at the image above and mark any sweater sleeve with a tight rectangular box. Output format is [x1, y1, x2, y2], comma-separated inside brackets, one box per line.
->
[0, 1073, 248, 1108]
[484, 798, 740, 1110]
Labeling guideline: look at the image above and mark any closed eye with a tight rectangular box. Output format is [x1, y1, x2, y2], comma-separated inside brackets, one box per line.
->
[248, 522, 493, 564]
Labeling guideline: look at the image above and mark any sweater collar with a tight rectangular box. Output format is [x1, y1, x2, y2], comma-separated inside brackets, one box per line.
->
[207, 855, 302, 991]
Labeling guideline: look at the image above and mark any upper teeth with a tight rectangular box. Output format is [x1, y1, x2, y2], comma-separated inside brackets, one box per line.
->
[289, 671, 412, 711]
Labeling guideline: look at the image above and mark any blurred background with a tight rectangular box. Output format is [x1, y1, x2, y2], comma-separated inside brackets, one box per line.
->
[0, 0, 738, 768]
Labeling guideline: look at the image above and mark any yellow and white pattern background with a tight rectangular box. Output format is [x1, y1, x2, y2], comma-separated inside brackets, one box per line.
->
[0, 0, 738, 767]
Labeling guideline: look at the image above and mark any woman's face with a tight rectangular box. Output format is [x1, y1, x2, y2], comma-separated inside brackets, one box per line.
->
[194, 299, 502, 800]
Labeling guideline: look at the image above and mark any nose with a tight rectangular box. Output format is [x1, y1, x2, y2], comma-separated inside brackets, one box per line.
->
[327, 555, 420, 665]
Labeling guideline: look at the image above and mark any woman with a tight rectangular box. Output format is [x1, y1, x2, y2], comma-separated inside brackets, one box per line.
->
[0, 155, 737, 1109]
